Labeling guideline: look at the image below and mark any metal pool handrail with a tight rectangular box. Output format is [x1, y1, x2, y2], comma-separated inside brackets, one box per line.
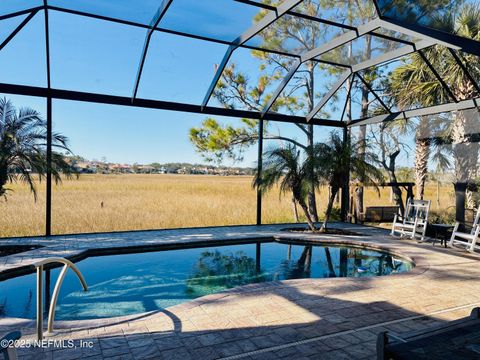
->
[32, 257, 88, 340]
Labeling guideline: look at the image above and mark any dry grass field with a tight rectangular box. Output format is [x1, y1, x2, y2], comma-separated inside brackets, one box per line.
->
[0, 174, 456, 237]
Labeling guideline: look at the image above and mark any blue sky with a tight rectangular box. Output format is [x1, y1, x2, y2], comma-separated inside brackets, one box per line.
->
[0, 3, 312, 166]
[0, 1, 415, 167]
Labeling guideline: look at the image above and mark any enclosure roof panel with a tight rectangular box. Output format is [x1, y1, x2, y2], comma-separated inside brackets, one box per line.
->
[0, 0, 479, 126]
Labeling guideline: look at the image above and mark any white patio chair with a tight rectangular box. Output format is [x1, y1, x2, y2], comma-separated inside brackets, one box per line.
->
[449, 206, 480, 252]
[391, 199, 431, 241]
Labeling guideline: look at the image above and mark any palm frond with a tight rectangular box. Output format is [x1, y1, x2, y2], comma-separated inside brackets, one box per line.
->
[0, 98, 77, 199]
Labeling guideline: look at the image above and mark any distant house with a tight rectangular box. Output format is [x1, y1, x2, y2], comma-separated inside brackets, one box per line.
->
[138, 165, 155, 174]
[74, 161, 96, 174]
[109, 164, 133, 174]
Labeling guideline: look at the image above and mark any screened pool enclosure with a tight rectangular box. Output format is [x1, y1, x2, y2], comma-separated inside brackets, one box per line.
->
[1, 0, 480, 237]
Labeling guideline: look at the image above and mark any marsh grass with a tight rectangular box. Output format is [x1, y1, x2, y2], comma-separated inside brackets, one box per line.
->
[0, 174, 456, 237]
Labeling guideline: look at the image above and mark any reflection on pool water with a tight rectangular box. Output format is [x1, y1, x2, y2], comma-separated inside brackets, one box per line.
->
[0, 241, 413, 320]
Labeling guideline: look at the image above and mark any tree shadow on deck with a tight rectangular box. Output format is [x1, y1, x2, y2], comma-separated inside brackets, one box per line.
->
[12, 240, 480, 359]
[15, 278, 472, 360]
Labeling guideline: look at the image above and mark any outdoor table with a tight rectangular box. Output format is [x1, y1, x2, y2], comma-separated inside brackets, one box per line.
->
[430, 224, 454, 248]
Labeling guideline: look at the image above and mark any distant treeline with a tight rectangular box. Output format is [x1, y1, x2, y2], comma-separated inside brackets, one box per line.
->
[68, 156, 255, 175]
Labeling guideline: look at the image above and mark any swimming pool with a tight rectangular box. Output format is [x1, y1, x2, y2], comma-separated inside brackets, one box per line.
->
[0, 240, 413, 320]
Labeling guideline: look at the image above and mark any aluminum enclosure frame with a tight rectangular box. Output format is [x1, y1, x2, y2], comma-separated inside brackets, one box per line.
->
[2, 1, 477, 127]
[1, 0, 480, 236]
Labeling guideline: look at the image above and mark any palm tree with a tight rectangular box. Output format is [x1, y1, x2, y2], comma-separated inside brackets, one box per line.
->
[254, 143, 319, 231]
[414, 119, 432, 200]
[0, 98, 75, 199]
[413, 115, 450, 199]
[315, 132, 384, 231]
[255, 133, 383, 232]
[389, 3, 480, 217]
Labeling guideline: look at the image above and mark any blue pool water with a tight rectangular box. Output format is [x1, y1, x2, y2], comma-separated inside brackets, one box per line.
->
[0, 241, 413, 320]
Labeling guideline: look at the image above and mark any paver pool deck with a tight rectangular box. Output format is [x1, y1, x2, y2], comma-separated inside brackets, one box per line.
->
[1, 223, 480, 359]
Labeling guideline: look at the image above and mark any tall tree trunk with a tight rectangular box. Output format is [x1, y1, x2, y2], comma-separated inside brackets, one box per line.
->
[341, 128, 351, 221]
[307, 124, 319, 222]
[298, 197, 317, 231]
[346, 76, 357, 222]
[388, 168, 405, 215]
[292, 196, 300, 223]
[306, 61, 319, 223]
[378, 126, 404, 215]
[414, 138, 430, 200]
[321, 186, 339, 231]
[415, 117, 431, 200]
[355, 125, 367, 219]
[383, 149, 405, 215]
[355, 34, 372, 220]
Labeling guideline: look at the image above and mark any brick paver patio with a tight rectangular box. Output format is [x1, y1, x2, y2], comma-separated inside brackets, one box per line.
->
[1, 223, 480, 359]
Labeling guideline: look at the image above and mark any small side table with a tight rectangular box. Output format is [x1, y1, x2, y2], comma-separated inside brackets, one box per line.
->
[430, 224, 454, 248]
